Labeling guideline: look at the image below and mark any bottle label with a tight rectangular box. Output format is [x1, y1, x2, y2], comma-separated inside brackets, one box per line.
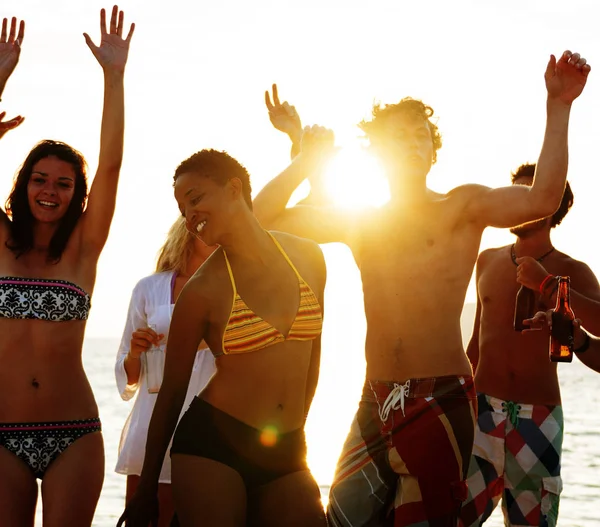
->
[551, 312, 574, 348]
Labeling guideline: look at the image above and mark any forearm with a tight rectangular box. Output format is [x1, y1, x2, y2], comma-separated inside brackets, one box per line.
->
[531, 100, 571, 214]
[542, 286, 600, 336]
[253, 155, 312, 227]
[98, 70, 125, 173]
[123, 351, 142, 385]
[576, 330, 600, 373]
[138, 383, 187, 488]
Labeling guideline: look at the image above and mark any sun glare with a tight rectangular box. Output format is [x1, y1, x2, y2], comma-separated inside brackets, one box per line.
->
[324, 147, 390, 208]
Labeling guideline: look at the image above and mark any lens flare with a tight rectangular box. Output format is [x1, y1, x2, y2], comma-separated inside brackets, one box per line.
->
[323, 147, 389, 209]
[260, 425, 279, 447]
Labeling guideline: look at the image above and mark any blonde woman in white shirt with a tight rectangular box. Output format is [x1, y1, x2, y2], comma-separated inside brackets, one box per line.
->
[115, 216, 217, 527]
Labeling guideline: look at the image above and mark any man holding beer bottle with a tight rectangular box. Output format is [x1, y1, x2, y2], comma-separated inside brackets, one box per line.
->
[459, 163, 600, 526]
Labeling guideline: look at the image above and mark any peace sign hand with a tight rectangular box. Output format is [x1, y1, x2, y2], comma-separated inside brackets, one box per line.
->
[265, 84, 303, 144]
[84, 5, 135, 74]
[0, 17, 25, 87]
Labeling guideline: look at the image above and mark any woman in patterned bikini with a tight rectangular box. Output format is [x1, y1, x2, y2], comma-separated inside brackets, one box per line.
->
[0, 7, 134, 526]
[118, 149, 328, 527]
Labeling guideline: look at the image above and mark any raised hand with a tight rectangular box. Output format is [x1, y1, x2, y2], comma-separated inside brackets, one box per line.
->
[301, 125, 335, 159]
[545, 50, 591, 106]
[265, 84, 303, 143]
[84, 5, 135, 73]
[0, 17, 25, 86]
[0, 111, 24, 140]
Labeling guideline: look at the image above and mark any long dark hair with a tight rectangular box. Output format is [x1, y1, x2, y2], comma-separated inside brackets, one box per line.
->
[5, 140, 88, 261]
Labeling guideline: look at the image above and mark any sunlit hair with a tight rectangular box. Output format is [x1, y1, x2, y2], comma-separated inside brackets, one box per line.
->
[5, 140, 88, 261]
[359, 97, 443, 163]
[511, 163, 573, 228]
[155, 216, 196, 275]
[173, 149, 253, 210]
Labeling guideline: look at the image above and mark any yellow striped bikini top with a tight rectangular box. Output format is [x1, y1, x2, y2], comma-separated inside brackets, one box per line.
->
[220, 233, 323, 355]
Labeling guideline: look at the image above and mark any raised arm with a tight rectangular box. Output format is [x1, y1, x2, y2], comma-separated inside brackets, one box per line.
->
[463, 51, 590, 228]
[265, 84, 303, 159]
[0, 16, 25, 100]
[78, 6, 134, 255]
[0, 17, 26, 228]
[117, 279, 208, 527]
[253, 125, 355, 244]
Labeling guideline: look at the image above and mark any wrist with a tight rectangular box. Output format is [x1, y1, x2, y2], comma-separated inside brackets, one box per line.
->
[574, 329, 591, 353]
[127, 350, 141, 361]
[546, 97, 572, 115]
[539, 274, 555, 294]
[288, 128, 303, 146]
[103, 69, 125, 83]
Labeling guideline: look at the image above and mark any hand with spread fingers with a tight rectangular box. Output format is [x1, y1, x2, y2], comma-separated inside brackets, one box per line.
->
[84, 5, 135, 73]
[0, 111, 24, 140]
[545, 50, 591, 105]
[0, 16, 25, 89]
[265, 84, 303, 145]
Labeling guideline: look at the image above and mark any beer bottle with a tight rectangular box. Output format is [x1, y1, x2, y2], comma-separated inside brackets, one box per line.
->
[550, 276, 574, 363]
[514, 284, 536, 331]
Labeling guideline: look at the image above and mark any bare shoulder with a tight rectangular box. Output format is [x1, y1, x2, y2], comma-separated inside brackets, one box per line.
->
[270, 230, 326, 283]
[447, 183, 491, 203]
[184, 248, 230, 301]
[270, 230, 323, 260]
[477, 245, 508, 267]
[555, 252, 598, 281]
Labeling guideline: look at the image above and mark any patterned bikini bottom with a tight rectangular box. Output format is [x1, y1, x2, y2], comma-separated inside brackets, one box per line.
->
[0, 418, 102, 479]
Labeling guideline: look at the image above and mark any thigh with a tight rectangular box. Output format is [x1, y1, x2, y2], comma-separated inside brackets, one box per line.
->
[327, 402, 396, 527]
[0, 446, 38, 527]
[171, 453, 247, 527]
[459, 417, 506, 526]
[390, 390, 476, 525]
[41, 431, 104, 527]
[250, 469, 326, 527]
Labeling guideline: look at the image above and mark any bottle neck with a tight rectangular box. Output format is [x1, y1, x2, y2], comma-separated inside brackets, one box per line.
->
[555, 278, 571, 309]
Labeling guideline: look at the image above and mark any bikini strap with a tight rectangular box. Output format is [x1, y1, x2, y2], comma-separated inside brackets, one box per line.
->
[267, 232, 302, 280]
[222, 249, 238, 297]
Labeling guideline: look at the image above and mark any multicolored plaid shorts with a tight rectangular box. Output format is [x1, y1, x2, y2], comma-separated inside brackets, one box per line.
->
[459, 393, 563, 527]
[327, 375, 477, 527]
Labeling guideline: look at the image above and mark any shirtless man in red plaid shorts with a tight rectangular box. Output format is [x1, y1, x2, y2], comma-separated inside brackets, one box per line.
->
[254, 51, 590, 526]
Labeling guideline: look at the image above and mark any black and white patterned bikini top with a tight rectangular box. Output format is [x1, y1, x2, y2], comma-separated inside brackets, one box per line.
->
[0, 276, 91, 321]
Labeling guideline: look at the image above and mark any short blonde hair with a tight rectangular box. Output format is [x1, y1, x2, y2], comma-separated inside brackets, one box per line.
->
[155, 216, 195, 275]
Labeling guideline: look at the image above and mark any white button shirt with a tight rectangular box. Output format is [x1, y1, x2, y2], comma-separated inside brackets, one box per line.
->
[114, 271, 216, 483]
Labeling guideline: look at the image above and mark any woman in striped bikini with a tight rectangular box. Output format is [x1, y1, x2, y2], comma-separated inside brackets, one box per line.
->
[118, 149, 328, 527]
[0, 7, 134, 526]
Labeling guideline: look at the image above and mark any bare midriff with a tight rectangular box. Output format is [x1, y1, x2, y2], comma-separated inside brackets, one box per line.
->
[200, 340, 312, 434]
[475, 246, 561, 406]
[0, 319, 98, 422]
[352, 205, 482, 382]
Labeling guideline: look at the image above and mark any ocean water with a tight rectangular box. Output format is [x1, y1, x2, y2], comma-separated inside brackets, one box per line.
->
[30, 335, 599, 526]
